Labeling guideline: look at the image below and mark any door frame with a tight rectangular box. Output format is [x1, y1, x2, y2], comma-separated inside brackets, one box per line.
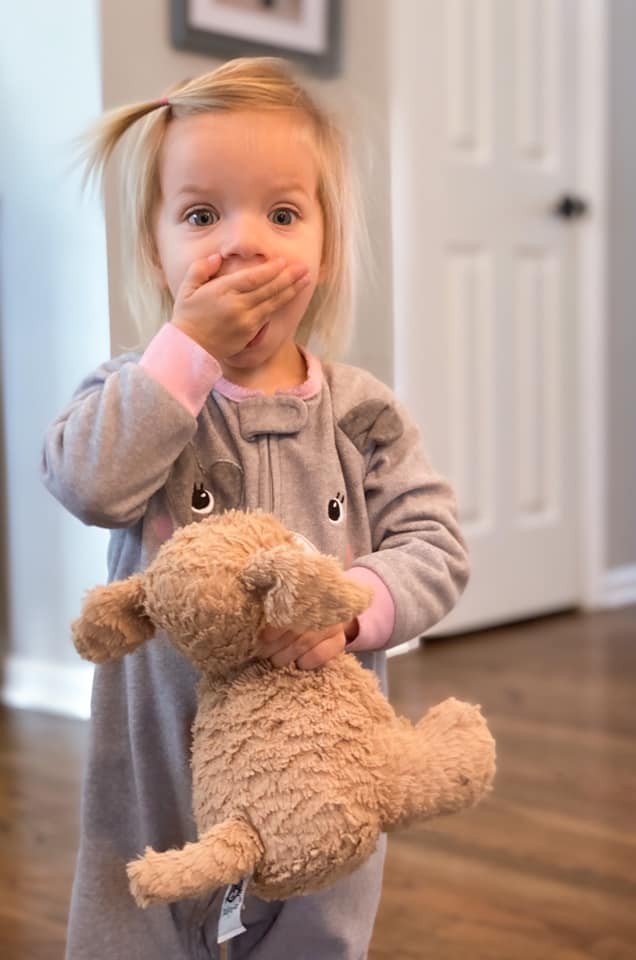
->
[578, 0, 608, 608]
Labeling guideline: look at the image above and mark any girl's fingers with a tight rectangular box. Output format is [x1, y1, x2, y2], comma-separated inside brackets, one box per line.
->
[296, 632, 347, 671]
[269, 647, 299, 668]
[242, 263, 310, 309]
[177, 254, 222, 300]
[252, 277, 312, 322]
[274, 272, 312, 305]
[258, 625, 302, 658]
[179, 255, 281, 304]
[224, 257, 289, 294]
[258, 625, 282, 646]
[264, 628, 308, 667]
[268, 627, 339, 669]
[260, 629, 296, 658]
[243, 275, 311, 333]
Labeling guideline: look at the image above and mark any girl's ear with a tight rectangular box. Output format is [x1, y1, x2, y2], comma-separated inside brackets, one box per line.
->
[151, 261, 168, 289]
[318, 249, 330, 283]
[149, 247, 169, 290]
[72, 574, 155, 664]
[147, 231, 169, 289]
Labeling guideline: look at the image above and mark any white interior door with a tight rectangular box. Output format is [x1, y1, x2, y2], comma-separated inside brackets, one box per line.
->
[390, 0, 583, 633]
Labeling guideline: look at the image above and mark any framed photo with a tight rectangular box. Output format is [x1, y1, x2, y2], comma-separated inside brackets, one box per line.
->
[170, 1, 341, 76]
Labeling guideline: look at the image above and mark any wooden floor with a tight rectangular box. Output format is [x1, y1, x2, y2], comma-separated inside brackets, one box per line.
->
[1, 606, 635, 959]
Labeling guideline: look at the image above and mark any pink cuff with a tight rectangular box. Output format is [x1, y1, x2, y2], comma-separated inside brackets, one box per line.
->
[344, 567, 396, 652]
[139, 324, 222, 417]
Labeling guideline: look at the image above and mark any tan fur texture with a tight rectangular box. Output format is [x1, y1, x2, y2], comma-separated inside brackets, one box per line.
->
[72, 574, 154, 662]
[73, 510, 496, 907]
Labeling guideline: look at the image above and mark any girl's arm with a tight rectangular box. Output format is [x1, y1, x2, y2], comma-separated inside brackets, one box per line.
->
[342, 389, 469, 652]
[41, 325, 221, 528]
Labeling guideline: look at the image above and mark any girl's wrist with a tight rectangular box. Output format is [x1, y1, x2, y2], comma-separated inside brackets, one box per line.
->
[344, 618, 359, 644]
[170, 318, 216, 358]
[139, 324, 223, 417]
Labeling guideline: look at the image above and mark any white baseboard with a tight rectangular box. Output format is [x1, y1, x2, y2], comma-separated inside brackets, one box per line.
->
[599, 565, 636, 609]
[0, 640, 419, 720]
[387, 638, 421, 657]
[1, 656, 93, 719]
[0, 640, 418, 721]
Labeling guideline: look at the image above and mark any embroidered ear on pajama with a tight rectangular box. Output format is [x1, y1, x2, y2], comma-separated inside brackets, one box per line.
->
[338, 400, 404, 454]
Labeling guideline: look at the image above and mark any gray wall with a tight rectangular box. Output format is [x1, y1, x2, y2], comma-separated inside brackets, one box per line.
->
[0, 0, 110, 668]
[608, 0, 636, 570]
[101, 0, 393, 384]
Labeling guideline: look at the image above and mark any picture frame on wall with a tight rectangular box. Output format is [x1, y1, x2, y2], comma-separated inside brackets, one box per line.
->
[170, 0, 341, 76]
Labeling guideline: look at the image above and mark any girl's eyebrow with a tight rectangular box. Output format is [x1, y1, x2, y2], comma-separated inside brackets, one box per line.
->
[268, 181, 314, 200]
[174, 184, 210, 199]
[174, 181, 312, 200]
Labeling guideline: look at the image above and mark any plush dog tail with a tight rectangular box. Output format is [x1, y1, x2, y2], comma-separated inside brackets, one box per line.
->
[127, 817, 264, 908]
[384, 698, 496, 830]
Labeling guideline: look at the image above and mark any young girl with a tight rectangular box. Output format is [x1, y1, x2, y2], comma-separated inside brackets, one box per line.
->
[43, 58, 469, 960]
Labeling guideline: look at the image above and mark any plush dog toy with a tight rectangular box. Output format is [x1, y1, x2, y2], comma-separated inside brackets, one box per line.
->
[73, 510, 495, 907]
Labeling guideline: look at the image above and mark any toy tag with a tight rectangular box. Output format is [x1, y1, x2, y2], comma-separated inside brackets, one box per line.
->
[218, 877, 249, 944]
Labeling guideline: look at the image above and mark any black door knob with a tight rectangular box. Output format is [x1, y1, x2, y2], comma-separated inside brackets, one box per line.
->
[553, 194, 589, 219]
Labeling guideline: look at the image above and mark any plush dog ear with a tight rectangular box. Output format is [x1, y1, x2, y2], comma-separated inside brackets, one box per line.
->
[241, 547, 372, 630]
[72, 574, 155, 664]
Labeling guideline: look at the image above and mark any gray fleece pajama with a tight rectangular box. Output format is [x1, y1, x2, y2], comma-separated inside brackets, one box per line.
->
[42, 324, 468, 959]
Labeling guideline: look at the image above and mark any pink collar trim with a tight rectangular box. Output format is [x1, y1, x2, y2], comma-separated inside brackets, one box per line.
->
[213, 348, 323, 402]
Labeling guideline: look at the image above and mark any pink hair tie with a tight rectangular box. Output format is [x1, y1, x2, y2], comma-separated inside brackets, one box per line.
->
[159, 97, 171, 108]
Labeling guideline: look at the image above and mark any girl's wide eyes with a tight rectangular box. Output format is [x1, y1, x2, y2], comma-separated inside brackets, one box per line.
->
[185, 207, 297, 227]
[187, 209, 218, 227]
[269, 208, 297, 226]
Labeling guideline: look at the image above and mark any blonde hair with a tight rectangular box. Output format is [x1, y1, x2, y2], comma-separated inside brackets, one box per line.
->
[82, 57, 361, 358]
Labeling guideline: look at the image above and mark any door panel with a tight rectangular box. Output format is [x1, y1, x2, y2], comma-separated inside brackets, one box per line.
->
[391, 0, 580, 632]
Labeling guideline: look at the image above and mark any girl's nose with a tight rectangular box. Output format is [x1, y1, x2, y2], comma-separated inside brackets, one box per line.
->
[218, 215, 266, 261]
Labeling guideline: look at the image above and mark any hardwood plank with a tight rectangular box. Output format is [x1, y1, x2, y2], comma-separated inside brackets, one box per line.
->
[1, 606, 635, 958]
[0, 708, 88, 960]
[371, 608, 636, 960]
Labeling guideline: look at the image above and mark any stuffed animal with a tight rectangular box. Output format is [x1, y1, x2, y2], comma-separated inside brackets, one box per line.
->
[73, 510, 496, 907]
